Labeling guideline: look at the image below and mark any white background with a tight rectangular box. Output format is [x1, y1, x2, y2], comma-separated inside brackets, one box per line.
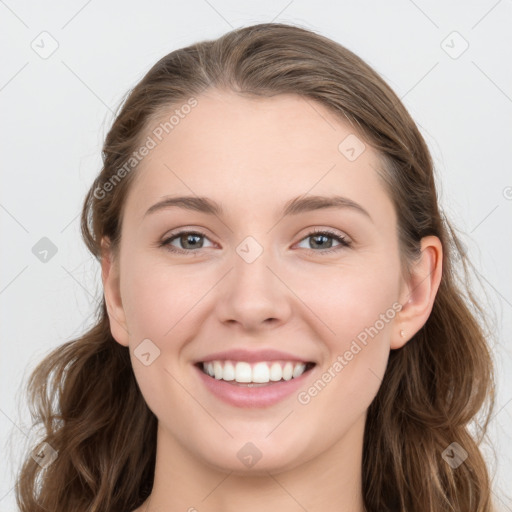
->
[1, 1, 511, 510]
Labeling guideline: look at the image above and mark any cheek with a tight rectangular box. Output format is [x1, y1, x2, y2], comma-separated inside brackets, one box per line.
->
[121, 252, 199, 340]
[120, 255, 195, 415]
[294, 267, 398, 432]
[301, 259, 400, 345]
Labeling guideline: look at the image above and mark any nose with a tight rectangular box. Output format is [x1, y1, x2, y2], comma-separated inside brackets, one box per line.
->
[215, 242, 293, 332]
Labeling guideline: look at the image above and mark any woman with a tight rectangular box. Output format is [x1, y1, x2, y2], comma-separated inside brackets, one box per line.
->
[15, 22, 497, 512]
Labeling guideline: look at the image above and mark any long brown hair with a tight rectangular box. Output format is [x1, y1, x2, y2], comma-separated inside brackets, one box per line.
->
[14, 22, 497, 511]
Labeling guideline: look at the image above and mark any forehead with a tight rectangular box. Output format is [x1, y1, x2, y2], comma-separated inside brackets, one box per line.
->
[123, 90, 395, 227]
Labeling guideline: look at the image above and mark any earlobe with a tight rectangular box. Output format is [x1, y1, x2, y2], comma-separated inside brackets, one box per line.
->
[100, 237, 130, 347]
[391, 236, 443, 350]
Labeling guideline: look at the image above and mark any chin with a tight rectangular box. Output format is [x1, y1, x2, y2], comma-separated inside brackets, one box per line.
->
[196, 437, 309, 476]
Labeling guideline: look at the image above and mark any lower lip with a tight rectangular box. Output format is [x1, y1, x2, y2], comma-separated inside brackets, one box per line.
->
[194, 364, 315, 408]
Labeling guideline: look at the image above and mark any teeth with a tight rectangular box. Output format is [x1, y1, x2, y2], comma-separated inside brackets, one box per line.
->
[283, 362, 293, 381]
[252, 362, 269, 383]
[235, 362, 252, 383]
[222, 361, 235, 381]
[269, 362, 283, 381]
[213, 361, 223, 380]
[201, 360, 309, 383]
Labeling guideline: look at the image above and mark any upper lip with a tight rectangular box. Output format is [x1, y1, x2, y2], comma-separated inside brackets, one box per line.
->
[194, 349, 315, 364]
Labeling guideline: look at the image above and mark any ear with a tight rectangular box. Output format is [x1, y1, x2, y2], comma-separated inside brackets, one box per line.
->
[101, 237, 130, 347]
[391, 235, 443, 350]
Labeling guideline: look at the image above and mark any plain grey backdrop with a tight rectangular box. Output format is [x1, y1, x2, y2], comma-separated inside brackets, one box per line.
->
[1, 0, 511, 510]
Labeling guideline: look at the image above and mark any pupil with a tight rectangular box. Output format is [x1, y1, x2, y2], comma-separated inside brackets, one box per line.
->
[312, 234, 331, 249]
[182, 234, 202, 249]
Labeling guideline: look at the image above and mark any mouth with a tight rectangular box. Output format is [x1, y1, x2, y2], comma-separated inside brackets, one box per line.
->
[195, 360, 317, 387]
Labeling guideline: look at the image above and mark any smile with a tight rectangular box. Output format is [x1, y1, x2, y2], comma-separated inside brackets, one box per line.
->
[194, 360, 317, 408]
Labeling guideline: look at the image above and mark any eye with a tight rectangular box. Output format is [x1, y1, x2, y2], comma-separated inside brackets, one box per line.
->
[295, 229, 351, 255]
[159, 230, 214, 254]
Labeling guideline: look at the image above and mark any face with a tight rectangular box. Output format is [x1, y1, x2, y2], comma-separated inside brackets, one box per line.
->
[103, 89, 409, 474]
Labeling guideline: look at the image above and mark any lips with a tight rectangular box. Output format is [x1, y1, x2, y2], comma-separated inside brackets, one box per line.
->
[192, 348, 318, 407]
[194, 362, 317, 408]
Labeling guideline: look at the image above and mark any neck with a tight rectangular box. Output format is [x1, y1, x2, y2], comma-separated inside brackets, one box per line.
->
[138, 414, 367, 512]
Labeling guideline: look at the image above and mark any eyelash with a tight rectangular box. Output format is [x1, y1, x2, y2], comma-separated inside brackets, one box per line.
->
[158, 228, 351, 256]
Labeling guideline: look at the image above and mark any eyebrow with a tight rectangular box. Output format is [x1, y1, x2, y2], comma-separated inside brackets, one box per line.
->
[144, 194, 373, 222]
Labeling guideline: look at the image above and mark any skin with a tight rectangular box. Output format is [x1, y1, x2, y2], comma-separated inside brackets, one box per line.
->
[101, 89, 442, 512]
